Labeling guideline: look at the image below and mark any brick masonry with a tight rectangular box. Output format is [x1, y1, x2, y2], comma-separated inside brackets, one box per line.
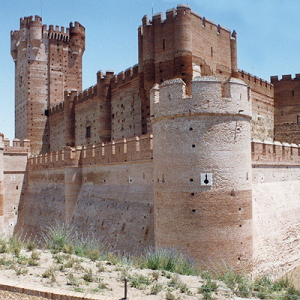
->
[1, 3, 300, 277]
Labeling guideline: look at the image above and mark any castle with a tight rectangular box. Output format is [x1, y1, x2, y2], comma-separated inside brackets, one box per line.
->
[1, 4, 300, 274]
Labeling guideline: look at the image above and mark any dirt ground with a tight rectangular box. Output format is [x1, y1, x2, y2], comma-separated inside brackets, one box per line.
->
[0, 248, 235, 300]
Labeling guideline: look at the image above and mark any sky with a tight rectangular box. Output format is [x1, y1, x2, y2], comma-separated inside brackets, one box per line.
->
[0, 0, 299, 142]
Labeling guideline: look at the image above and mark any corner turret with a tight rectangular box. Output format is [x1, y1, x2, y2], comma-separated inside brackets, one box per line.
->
[152, 77, 252, 269]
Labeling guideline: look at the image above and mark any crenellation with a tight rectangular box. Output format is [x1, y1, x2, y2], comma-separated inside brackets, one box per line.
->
[251, 140, 300, 165]
[271, 74, 300, 82]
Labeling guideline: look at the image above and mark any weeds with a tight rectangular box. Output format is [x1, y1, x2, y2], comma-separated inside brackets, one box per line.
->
[26, 240, 37, 251]
[129, 274, 151, 289]
[140, 247, 197, 275]
[67, 273, 79, 286]
[151, 283, 163, 295]
[199, 272, 218, 300]
[43, 221, 74, 253]
[83, 269, 94, 283]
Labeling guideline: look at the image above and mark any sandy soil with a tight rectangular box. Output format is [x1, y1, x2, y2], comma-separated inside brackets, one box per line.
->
[0, 248, 235, 300]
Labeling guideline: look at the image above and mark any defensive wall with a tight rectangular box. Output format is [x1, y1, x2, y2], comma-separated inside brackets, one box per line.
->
[6, 4, 300, 276]
[271, 74, 300, 143]
[12, 77, 300, 274]
[0, 135, 30, 237]
[14, 134, 154, 254]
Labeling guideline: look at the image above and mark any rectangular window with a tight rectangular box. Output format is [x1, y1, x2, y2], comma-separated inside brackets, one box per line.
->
[86, 126, 91, 138]
[297, 115, 300, 124]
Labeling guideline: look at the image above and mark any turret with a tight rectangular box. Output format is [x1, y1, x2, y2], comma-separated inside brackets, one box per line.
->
[11, 15, 85, 154]
[29, 15, 42, 51]
[151, 77, 252, 269]
[69, 21, 85, 55]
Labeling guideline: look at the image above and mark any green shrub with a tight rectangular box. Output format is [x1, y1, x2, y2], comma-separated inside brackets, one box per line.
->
[140, 247, 198, 275]
[62, 243, 74, 254]
[0, 239, 8, 254]
[26, 240, 37, 251]
[83, 269, 94, 283]
[129, 274, 151, 289]
[43, 221, 74, 253]
[165, 291, 175, 300]
[88, 249, 100, 261]
[28, 258, 39, 266]
[67, 273, 79, 286]
[151, 283, 163, 295]
[9, 236, 22, 258]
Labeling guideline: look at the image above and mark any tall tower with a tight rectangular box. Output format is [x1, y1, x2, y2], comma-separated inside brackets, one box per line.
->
[11, 16, 85, 154]
[138, 4, 238, 135]
[151, 77, 253, 269]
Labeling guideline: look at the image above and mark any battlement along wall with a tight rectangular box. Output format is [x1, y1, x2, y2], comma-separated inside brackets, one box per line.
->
[251, 140, 300, 276]
[15, 134, 154, 252]
[237, 71, 275, 141]
[1, 135, 30, 236]
[271, 74, 300, 143]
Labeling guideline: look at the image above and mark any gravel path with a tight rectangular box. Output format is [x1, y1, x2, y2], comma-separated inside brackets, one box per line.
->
[0, 290, 47, 299]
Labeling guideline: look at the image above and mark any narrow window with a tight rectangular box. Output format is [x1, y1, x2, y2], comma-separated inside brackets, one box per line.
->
[292, 90, 295, 97]
[163, 39, 166, 50]
[297, 115, 300, 124]
[86, 126, 91, 138]
[211, 47, 213, 57]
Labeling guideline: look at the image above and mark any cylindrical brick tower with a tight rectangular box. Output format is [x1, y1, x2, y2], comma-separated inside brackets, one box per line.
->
[151, 76, 253, 269]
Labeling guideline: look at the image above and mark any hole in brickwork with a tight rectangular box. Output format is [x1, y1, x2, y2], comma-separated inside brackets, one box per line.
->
[192, 209, 196, 213]
[189, 127, 193, 131]
[239, 224, 242, 227]
[192, 144, 195, 148]
[190, 178, 193, 182]
[191, 193, 194, 196]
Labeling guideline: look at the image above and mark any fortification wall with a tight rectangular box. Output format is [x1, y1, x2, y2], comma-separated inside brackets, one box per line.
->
[238, 71, 274, 141]
[110, 66, 142, 140]
[251, 140, 300, 276]
[271, 74, 300, 143]
[1, 136, 30, 236]
[15, 135, 154, 252]
[49, 103, 65, 151]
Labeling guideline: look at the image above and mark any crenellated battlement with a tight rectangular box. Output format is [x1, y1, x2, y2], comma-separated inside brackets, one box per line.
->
[42, 24, 70, 41]
[20, 15, 42, 29]
[271, 74, 300, 83]
[140, 4, 234, 38]
[74, 85, 98, 104]
[0, 134, 30, 155]
[27, 134, 153, 170]
[251, 139, 300, 165]
[28, 146, 80, 170]
[110, 65, 139, 89]
[49, 101, 65, 116]
[238, 70, 273, 96]
[151, 76, 251, 120]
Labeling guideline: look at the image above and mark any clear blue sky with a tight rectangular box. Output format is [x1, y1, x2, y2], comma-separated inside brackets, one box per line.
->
[0, 0, 299, 142]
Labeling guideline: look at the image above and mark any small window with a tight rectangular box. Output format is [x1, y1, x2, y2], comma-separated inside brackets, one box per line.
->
[163, 39, 166, 50]
[292, 90, 295, 97]
[86, 126, 91, 138]
[297, 115, 300, 124]
[211, 47, 213, 57]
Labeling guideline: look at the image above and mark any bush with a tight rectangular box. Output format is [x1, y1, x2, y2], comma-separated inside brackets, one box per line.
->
[42, 221, 74, 253]
[140, 247, 198, 275]
[83, 269, 94, 283]
[151, 283, 163, 295]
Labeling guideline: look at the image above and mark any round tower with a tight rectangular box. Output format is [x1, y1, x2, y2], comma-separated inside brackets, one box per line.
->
[151, 77, 253, 269]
